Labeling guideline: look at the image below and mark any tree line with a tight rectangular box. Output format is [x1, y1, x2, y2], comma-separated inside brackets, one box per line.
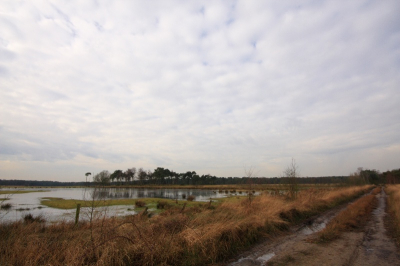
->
[91, 167, 220, 185]
[1, 167, 398, 187]
[88, 166, 378, 186]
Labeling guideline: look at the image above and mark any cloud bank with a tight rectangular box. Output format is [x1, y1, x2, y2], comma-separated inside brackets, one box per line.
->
[1, 0, 399, 181]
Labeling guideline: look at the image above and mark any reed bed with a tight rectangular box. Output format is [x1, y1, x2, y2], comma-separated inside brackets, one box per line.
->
[385, 185, 400, 245]
[0, 185, 372, 265]
[318, 186, 380, 242]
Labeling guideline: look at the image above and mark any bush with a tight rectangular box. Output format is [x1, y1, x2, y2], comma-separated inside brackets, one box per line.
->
[182, 194, 186, 199]
[135, 200, 146, 208]
[0, 203, 12, 210]
[23, 213, 45, 223]
[157, 201, 170, 209]
[187, 195, 195, 201]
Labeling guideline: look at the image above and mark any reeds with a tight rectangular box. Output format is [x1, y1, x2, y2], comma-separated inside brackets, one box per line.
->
[0, 185, 372, 265]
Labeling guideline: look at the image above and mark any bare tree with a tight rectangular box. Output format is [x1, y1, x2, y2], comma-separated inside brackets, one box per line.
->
[147, 169, 153, 182]
[283, 158, 300, 200]
[244, 165, 257, 190]
[138, 168, 147, 184]
[93, 170, 111, 185]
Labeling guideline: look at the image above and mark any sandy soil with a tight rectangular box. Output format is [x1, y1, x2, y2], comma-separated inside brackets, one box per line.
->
[227, 188, 400, 266]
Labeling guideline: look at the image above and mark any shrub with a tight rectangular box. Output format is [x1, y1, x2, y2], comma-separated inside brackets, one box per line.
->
[157, 201, 170, 209]
[182, 194, 186, 199]
[23, 213, 45, 223]
[0, 203, 12, 210]
[135, 200, 146, 208]
[187, 195, 195, 201]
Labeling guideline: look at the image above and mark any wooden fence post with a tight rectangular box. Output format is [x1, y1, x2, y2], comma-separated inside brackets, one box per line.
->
[75, 203, 81, 225]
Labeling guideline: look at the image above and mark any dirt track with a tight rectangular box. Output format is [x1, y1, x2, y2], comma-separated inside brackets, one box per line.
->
[227, 188, 400, 266]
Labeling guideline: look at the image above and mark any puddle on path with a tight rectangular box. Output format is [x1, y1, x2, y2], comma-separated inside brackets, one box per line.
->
[297, 221, 327, 235]
[228, 202, 347, 266]
[231, 252, 276, 266]
[350, 188, 400, 265]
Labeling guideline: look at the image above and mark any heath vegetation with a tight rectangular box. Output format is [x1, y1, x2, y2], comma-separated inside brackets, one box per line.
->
[0, 185, 372, 266]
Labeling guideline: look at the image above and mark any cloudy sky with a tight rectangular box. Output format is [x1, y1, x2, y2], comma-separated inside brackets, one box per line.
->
[1, 0, 399, 181]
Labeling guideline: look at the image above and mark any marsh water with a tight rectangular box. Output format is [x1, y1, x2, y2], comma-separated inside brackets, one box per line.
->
[0, 187, 239, 223]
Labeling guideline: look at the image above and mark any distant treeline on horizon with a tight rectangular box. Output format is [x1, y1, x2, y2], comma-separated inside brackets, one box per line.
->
[0, 176, 350, 186]
[1, 168, 398, 187]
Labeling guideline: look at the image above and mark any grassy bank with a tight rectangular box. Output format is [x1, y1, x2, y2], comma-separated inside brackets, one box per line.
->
[41, 197, 208, 210]
[0, 185, 372, 265]
[318, 186, 380, 242]
[385, 185, 400, 245]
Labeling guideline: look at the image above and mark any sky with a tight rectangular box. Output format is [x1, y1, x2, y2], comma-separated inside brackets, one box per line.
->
[1, 0, 400, 182]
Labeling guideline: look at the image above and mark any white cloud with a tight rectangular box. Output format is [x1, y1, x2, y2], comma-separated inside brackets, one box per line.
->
[0, 0, 399, 181]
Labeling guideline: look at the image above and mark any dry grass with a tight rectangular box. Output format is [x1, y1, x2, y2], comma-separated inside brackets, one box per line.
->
[0, 185, 372, 265]
[318, 186, 380, 242]
[385, 185, 400, 245]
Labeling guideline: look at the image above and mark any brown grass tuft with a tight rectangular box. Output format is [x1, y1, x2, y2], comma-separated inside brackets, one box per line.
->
[187, 195, 196, 201]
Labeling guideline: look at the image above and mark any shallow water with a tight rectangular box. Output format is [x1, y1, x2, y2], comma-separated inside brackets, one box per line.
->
[0, 187, 237, 223]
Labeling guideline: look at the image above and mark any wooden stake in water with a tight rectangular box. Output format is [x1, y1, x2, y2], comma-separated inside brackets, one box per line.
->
[75, 203, 81, 225]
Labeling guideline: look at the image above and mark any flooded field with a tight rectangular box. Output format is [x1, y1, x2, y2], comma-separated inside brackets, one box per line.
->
[0, 187, 235, 223]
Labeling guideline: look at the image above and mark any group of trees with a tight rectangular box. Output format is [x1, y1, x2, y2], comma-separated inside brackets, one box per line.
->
[86, 165, 399, 186]
[109, 168, 150, 183]
[348, 167, 382, 185]
[382, 168, 400, 184]
[89, 167, 219, 185]
[0, 167, 397, 187]
[87, 165, 349, 186]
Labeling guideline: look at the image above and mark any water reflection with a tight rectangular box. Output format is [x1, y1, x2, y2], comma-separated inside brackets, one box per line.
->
[0, 187, 249, 223]
[86, 187, 231, 201]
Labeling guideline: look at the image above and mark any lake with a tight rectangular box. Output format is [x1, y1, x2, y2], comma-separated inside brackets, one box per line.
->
[0, 187, 238, 223]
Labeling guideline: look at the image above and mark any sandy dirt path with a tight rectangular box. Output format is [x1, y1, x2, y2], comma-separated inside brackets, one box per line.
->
[349, 188, 400, 266]
[226, 188, 400, 266]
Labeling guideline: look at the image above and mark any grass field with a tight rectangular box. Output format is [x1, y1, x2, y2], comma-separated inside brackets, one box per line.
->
[40, 196, 208, 210]
[0, 185, 372, 266]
